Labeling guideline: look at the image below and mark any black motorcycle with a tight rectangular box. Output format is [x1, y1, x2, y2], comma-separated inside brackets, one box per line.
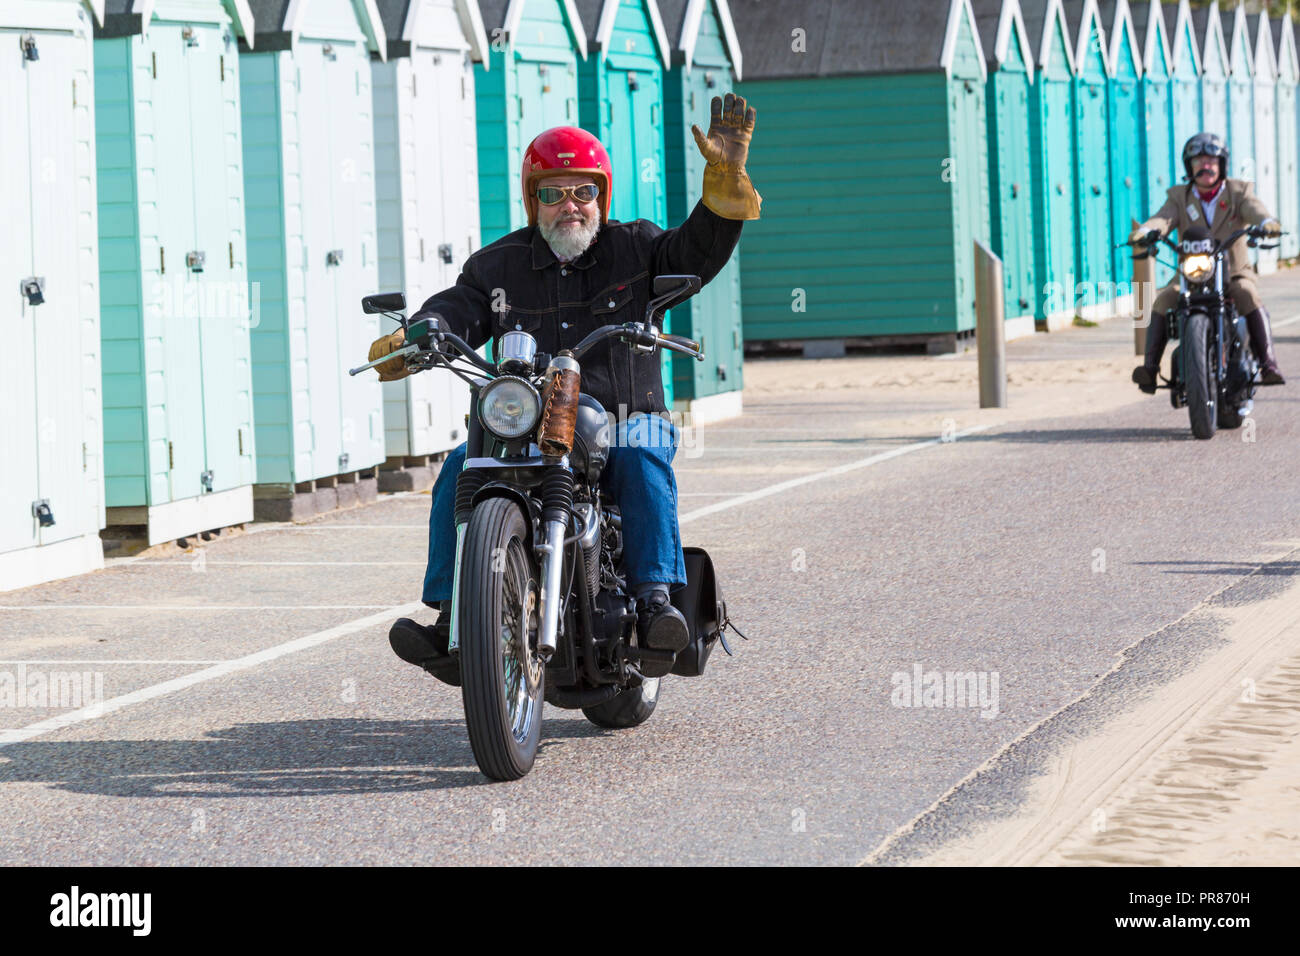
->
[350, 276, 742, 780]
[1132, 223, 1280, 439]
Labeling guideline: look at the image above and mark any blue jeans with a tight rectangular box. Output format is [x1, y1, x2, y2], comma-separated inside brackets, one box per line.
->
[422, 412, 687, 605]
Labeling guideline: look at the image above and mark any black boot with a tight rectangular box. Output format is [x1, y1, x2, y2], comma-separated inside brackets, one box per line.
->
[1244, 307, 1286, 385]
[1132, 310, 1168, 394]
[389, 600, 460, 686]
[632, 591, 689, 678]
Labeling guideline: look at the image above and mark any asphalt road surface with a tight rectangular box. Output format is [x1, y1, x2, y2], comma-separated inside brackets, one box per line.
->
[2, 273, 1299, 865]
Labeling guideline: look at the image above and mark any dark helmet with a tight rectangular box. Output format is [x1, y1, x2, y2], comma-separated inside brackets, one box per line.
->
[1182, 132, 1228, 184]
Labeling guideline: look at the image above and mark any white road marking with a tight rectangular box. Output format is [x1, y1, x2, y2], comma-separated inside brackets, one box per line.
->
[0, 605, 399, 612]
[0, 602, 424, 746]
[0, 660, 228, 665]
[679, 425, 992, 524]
[127, 561, 425, 567]
[1272, 312, 1300, 329]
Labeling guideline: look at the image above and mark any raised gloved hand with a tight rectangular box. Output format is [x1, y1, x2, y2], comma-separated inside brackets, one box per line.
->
[367, 329, 410, 382]
[691, 92, 762, 221]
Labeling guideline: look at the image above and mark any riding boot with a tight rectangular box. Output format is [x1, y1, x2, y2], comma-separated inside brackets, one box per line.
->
[1244, 307, 1286, 385]
[1132, 310, 1169, 393]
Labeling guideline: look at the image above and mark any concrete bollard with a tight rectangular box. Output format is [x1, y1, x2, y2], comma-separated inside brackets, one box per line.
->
[974, 239, 1006, 409]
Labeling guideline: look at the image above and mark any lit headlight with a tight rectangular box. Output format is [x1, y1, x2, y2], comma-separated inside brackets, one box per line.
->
[1181, 254, 1214, 283]
[479, 376, 540, 440]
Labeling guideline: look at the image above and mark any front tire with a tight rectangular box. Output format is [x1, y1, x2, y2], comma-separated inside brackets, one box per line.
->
[459, 497, 544, 780]
[1184, 312, 1217, 440]
[582, 677, 661, 729]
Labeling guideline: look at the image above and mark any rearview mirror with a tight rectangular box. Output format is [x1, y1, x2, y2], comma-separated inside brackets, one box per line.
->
[362, 292, 406, 314]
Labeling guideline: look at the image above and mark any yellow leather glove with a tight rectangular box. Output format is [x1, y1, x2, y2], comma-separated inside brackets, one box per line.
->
[368, 329, 410, 382]
[1260, 218, 1282, 237]
[691, 93, 762, 221]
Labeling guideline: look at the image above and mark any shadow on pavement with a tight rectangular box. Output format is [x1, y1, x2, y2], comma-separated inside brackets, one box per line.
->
[959, 426, 1192, 444]
[0, 717, 614, 797]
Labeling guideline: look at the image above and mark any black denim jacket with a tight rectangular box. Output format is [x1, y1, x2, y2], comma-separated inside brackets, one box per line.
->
[410, 200, 743, 417]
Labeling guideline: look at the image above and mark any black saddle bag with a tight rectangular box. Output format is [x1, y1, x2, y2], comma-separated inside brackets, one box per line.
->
[669, 546, 726, 677]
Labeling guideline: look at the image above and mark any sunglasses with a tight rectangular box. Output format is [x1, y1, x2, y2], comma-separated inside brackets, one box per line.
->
[535, 183, 599, 205]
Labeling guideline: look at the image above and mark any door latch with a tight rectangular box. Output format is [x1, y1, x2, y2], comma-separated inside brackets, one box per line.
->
[437, 243, 454, 264]
[338, 452, 350, 472]
[187, 251, 206, 272]
[21, 34, 38, 61]
[322, 43, 337, 61]
[200, 470, 214, 493]
[20, 277, 45, 306]
[32, 499, 55, 528]
[182, 26, 199, 48]
[326, 249, 343, 267]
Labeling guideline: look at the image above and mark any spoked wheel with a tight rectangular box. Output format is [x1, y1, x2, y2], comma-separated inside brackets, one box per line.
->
[1184, 311, 1217, 440]
[582, 677, 662, 729]
[459, 497, 544, 780]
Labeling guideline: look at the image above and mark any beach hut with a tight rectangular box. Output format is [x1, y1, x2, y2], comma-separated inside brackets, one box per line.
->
[1, 0, 106, 590]
[658, 0, 746, 421]
[1164, 0, 1201, 154]
[732, 0, 992, 353]
[1099, 0, 1144, 293]
[973, 0, 1038, 340]
[239, 0, 390, 520]
[1272, 10, 1298, 260]
[1226, 2, 1255, 185]
[1130, 0, 1174, 285]
[1024, 0, 1077, 329]
[1252, 12, 1279, 274]
[474, 0, 587, 238]
[1064, 1, 1114, 315]
[1190, 2, 1228, 142]
[574, 0, 676, 402]
[370, 0, 488, 489]
[93, 0, 260, 545]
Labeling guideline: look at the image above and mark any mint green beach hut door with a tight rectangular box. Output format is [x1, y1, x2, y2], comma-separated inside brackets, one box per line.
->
[152, 24, 205, 503]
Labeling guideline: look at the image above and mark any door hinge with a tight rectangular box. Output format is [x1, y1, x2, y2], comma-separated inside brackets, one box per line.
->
[72, 79, 77, 107]
[160, 246, 166, 274]
[461, 75, 466, 99]
[419, 237, 425, 262]
[168, 441, 175, 469]
[229, 241, 234, 269]
[238, 429, 243, 455]
[83, 442, 88, 472]
[412, 73, 417, 97]
[220, 54, 225, 81]
[152, 51, 157, 78]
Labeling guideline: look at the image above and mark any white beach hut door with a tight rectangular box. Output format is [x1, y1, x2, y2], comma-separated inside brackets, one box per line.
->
[1, 37, 40, 555]
[298, 41, 343, 479]
[27, 28, 90, 546]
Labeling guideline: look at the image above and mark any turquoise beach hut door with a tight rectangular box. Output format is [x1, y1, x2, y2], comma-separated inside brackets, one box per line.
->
[1072, 4, 1111, 306]
[1105, 3, 1143, 289]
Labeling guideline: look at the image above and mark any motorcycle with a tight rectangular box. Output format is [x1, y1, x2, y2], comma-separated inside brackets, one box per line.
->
[349, 275, 744, 780]
[1130, 223, 1281, 439]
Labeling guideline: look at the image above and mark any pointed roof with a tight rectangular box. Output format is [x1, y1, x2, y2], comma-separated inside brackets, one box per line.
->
[571, 0, 671, 68]
[1126, 0, 1171, 74]
[1162, 0, 1199, 74]
[1062, 0, 1109, 76]
[657, 0, 743, 76]
[1250, 11, 1277, 80]
[99, 0, 255, 42]
[1189, 0, 1228, 74]
[1021, 0, 1075, 74]
[475, 0, 588, 58]
[1272, 7, 1298, 83]
[373, 0, 490, 62]
[1226, 1, 1252, 77]
[971, 0, 1036, 75]
[244, 0, 386, 56]
[1097, 0, 1143, 77]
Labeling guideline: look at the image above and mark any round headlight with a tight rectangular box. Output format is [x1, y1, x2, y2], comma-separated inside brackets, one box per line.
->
[1181, 254, 1214, 283]
[479, 376, 541, 440]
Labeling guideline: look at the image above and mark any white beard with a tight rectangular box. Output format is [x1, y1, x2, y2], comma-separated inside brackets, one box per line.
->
[539, 211, 601, 260]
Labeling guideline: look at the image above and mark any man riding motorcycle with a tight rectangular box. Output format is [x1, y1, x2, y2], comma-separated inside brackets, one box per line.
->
[1131, 132, 1285, 393]
[366, 93, 762, 685]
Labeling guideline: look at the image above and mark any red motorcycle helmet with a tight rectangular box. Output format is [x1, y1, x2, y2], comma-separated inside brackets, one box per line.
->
[521, 126, 612, 226]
